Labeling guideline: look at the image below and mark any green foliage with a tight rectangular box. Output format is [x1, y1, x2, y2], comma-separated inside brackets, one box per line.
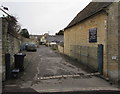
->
[20, 28, 30, 38]
[56, 30, 64, 35]
[5, 15, 21, 32]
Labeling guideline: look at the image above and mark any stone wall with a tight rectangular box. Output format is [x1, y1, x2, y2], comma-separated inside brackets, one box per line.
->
[70, 45, 98, 71]
[118, 1, 120, 85]
[2, 17, 8, 81]
[107, 2, 120, 84]
[64, 2, 120, 84]
[58, 45, 64, 54]
[0, 17, 2, 93]
[64, 11, 107, 73]
[1, 17, 21, 81]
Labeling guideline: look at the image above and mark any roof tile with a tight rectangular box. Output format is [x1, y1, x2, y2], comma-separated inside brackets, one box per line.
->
[65, 2, 112, 30]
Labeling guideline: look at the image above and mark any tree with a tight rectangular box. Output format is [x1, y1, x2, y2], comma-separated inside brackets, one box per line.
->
[6, 15, 21, 33]
[56, 30, 64, 35]
[20, 28, 30, 38]
[1, 6, 21, 32]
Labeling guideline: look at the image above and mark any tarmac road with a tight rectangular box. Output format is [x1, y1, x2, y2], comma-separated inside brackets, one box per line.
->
[3, 45, 120, 93]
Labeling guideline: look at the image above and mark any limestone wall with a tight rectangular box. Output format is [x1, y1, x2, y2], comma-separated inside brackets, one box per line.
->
[1, 18, 21, 81]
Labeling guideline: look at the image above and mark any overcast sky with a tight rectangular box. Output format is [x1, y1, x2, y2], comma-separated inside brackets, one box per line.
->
[0, 0, 92, 35]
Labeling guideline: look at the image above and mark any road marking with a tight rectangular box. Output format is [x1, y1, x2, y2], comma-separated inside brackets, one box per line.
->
[37, 87, 119, 93]
[40, 72, 100, 80]
[5, 85, 17, 87]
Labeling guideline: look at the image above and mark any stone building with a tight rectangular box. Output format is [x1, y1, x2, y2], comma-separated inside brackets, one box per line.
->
[29, 35, 42, 45]
[64, 2, 120, 84]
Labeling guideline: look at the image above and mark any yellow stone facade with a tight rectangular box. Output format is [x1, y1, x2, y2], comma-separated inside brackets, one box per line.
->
[64, 12, 108, 76]
[64, 2, 120, 84]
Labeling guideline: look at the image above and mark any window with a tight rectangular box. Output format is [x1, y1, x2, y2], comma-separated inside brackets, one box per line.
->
[89, 28, 97, 43]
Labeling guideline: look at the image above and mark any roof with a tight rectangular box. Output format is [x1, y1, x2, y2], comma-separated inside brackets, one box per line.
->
[46, 35, 64, 42]
[65, 2, 112, 30]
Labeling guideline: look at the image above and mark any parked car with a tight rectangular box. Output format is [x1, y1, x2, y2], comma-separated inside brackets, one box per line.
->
[26, 43, 37, 51]
[20, 43, 30, 51]
[49, 42, 56, 46]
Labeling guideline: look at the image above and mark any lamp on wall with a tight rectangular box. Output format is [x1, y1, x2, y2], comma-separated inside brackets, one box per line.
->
[2, 6, 9, 11]
[0, 5, 11, 17]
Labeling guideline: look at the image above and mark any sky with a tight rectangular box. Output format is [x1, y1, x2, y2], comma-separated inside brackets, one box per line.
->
[0, 0, 92, 35]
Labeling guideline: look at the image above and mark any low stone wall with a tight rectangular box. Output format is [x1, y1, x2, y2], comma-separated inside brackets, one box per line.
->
[51, 44, 58, 50]
[58, 45, 64, 54]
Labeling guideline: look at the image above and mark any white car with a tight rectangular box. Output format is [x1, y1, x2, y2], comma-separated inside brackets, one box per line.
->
[50, 42, 56, 46]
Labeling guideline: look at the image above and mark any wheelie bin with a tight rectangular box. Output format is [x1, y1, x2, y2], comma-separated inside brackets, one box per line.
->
[14, 53, 26, 72]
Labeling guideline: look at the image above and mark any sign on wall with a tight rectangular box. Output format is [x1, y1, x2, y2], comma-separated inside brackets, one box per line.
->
[89, 28, 97, 43]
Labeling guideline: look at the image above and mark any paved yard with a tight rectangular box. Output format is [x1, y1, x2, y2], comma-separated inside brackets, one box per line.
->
[3, 45, 120, 93]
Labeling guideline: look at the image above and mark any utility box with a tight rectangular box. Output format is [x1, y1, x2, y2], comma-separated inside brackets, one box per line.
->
[14, 53, 26, 72]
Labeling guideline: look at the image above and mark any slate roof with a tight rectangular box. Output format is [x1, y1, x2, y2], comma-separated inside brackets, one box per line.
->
[46, 35, 64, 43]
[65, 2, 112, 30]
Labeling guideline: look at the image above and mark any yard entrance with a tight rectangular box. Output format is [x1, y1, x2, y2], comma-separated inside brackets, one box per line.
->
[3, 45, 118, 93]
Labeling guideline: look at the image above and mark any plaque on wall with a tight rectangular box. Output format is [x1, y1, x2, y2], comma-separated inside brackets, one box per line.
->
[89, 28, 97, 43]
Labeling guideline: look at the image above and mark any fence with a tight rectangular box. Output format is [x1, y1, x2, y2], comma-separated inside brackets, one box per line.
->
[70, 45, 103, 72]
